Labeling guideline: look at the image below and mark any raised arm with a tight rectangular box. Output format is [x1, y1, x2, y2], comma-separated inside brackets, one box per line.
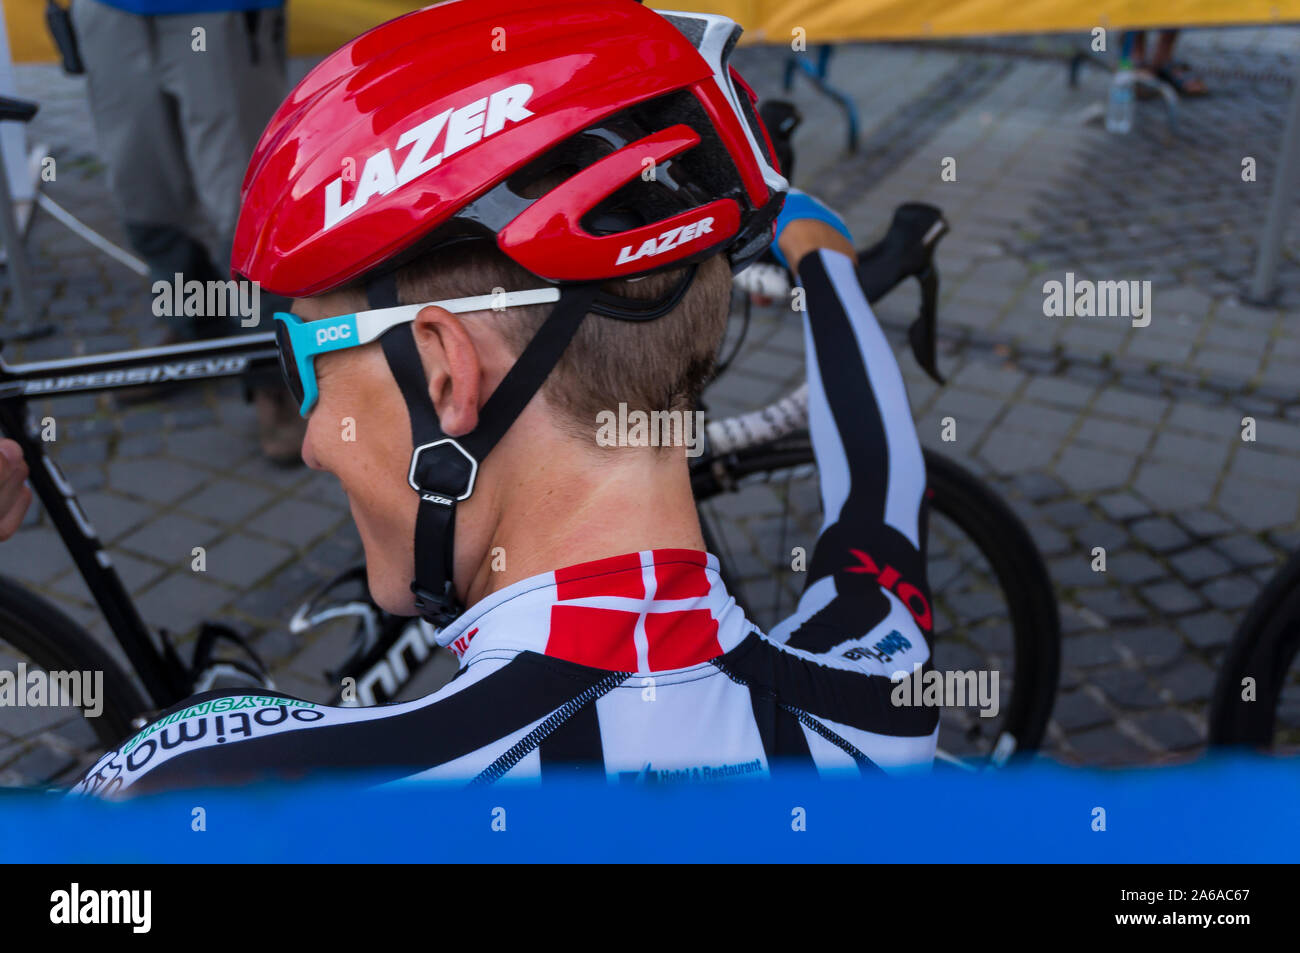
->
[766, 193, 932, 679]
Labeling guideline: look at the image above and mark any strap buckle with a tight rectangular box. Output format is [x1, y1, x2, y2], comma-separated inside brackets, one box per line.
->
[411, 580, 462, 628]
[407, 438, 478, 506]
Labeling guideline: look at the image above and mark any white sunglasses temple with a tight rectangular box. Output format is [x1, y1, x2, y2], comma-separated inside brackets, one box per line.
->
[352, 288, 563, 345]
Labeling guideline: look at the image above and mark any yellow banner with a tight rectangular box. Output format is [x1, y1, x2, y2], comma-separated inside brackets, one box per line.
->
[720, 0, 1300, 42]
[7, 0, 1300, 64]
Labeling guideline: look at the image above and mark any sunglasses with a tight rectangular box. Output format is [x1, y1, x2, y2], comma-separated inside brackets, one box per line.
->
[272, 288, 562, 416]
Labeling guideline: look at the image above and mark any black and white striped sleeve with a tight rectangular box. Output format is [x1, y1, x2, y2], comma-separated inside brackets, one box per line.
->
[767, 249, 935, 678]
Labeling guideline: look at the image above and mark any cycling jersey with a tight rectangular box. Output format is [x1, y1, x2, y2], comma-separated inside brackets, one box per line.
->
[72, 248, 938, 797]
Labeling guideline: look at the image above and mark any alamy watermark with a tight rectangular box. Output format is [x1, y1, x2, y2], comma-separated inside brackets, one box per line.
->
[595, 403, 706, 458]
[0, 664, 103, 717]
[152, 273, 261, 328]
[890, 662, 999, 718]
[1042, 272, 1151, 327]
[50, 883, 151, 933]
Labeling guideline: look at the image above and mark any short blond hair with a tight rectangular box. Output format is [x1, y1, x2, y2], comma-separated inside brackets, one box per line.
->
[379, 242, 733, 442]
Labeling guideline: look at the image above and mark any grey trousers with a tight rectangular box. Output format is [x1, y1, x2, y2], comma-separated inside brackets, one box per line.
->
[71, 0, 286, 285]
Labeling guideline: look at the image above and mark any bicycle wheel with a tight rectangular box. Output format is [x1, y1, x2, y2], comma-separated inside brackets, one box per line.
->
[1208, 550, 1300, 752]
[693, 435, 1060, 763]
[0, 574, 148, 788]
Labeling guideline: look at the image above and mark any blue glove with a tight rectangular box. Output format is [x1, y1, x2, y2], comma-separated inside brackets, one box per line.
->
[770, 188, 854, 271]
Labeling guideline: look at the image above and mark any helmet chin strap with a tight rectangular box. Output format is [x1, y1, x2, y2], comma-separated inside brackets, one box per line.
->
[366, 274, 600, 628]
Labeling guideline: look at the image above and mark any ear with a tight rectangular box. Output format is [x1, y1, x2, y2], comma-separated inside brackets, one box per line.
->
[411, 306, 482, 437]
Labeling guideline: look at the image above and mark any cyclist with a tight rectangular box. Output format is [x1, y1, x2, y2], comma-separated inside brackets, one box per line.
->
[74, 0, 937, 796]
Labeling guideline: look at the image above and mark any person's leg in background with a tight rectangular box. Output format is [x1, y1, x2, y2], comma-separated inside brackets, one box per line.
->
[1150, 29, 1208, 96]
[155, 7, 285, 281]
[1122, 30, 1145, 68]
[70, 0, 223, 342]
[1125, 28, 1207, 97]
[1153, 29, 1179, 67]
[155, 5, 305, 463]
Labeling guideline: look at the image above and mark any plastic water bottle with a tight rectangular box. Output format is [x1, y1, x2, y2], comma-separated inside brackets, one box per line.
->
[1106, 62, 1134, 134]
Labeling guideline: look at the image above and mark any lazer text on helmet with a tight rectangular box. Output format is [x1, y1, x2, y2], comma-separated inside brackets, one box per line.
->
[615, 217, 715, 266]
[323, 83, 535, 230]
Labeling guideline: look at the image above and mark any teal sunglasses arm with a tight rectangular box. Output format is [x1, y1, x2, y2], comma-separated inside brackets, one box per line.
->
[273, 310, 363, 415]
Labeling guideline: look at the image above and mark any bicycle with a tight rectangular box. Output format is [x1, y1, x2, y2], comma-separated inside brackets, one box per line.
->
[1208, 550, 1300, 753]
[0, 172, 1059, 787]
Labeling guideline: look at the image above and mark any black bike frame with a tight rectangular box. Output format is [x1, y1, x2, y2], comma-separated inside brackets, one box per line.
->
[0, 333, 279, 707]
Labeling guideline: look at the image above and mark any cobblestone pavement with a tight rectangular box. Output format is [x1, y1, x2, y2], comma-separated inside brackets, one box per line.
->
[2, 27, 1299, 766]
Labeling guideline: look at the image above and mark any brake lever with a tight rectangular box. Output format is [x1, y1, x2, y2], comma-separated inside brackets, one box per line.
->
[908, 263, 946, 386]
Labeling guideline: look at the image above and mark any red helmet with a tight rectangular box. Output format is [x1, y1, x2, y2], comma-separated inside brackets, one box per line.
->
[232, 0, 787, 297]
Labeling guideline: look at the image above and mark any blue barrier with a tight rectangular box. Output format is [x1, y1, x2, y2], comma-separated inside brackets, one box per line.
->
[2, 753, 1296, 863]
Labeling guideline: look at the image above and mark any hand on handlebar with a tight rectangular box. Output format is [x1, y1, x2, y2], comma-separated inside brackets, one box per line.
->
[772, 189, 856, 273]
[0, 440, 32, 541]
